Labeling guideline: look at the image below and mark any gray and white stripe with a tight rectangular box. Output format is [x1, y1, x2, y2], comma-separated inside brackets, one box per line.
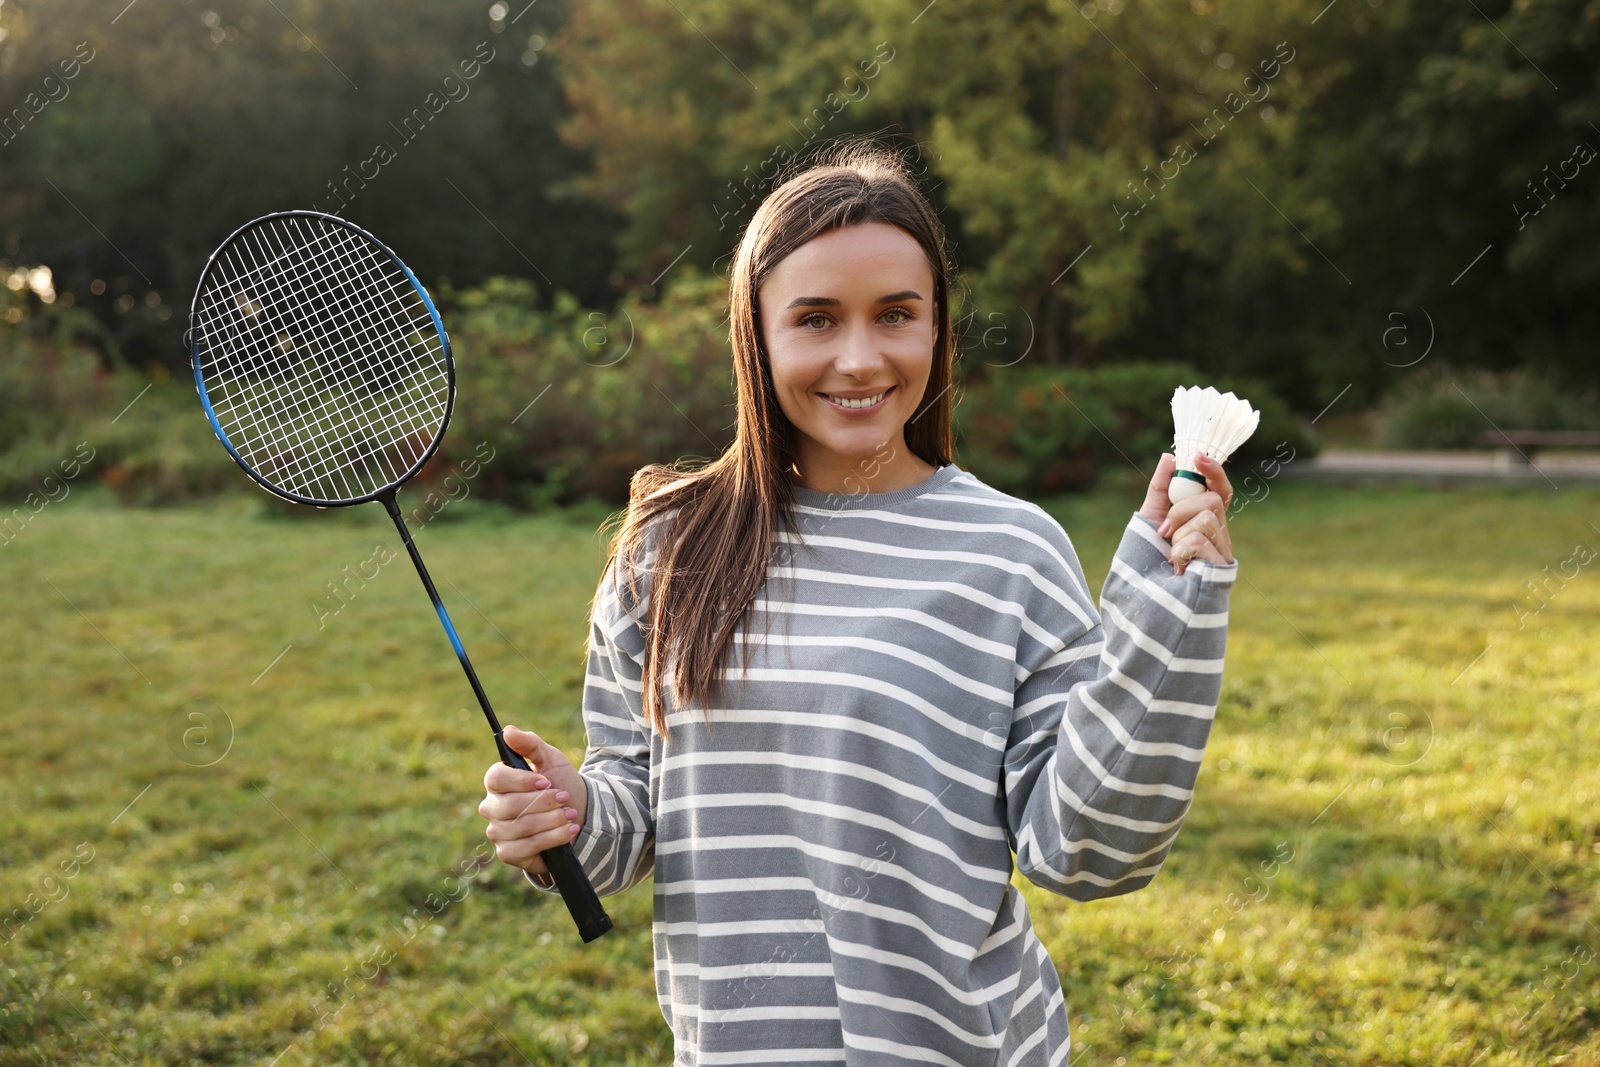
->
[527, 463, 1236, 1065]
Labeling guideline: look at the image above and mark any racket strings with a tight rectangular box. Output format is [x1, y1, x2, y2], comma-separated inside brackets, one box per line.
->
[206, 221, 439, 497]
[194, 215, 450, 502]
[214, 228, 422, 495]
[202, 228, 432, 499]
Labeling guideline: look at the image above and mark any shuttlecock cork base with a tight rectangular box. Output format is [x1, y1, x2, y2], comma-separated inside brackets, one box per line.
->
[1169, 386, 1261, 504]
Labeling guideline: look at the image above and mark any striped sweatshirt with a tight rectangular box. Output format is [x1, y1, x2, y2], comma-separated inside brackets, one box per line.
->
[527, 463, 1237, 1065]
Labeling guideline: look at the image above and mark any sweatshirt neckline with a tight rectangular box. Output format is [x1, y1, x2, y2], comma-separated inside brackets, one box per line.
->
[788, 463, 963, 512]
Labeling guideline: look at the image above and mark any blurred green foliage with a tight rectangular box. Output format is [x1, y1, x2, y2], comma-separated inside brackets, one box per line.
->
[553, 0, 1600, 405]
[2, 0, 1597, 505]
[1, 277, 1314, 507]
[0, 271, 739, 508]
[957, 363, 1315, 498]
[2, 0, 1597, 405]
[1377, 366, 1600, 450]
[440, 270, 735, 507]
[0, 0, 621, 367]
[0, 298, 237, 505]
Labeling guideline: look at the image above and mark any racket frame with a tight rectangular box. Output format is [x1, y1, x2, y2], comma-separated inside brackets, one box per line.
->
[189, 210, 456, 508]
[188, 210, 613, 943]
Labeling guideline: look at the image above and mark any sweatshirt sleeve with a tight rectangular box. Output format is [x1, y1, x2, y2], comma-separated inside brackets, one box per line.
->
[1004, 510, 1236, 901]
[525, 554, 657, 898]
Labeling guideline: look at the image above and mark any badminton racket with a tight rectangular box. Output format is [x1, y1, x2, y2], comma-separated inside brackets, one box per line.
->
[188, 210, 612, 943]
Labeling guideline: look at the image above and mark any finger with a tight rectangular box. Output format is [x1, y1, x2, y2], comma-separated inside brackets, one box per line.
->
[1170, 528, 1203, 566]
[1184, 503, 1233, 562]
[1209, 518, 1233, 562]
[1138, 453, 1178, 523]
[1195, 453, 1235, 509]
[479, 785, 568, 822]
[483, 777, 568, 819]
[484, 803, 578, 844]
[1171, 508, 1216, 550]
[1159, 489, 1228, 540]
[486, 809, 583, 852]
[484, 724, 554, 792]
[1171, 527, 1229, 574]
[501, 724, 551, 768]
[489, 819, 582, 870]
[1172, 537, 1207, 575]
[1173, 510, 1228, 551]
[1173, 509, 1222, 542]
[484, 760, 546, 795]
[1149, 451, 1176, 493]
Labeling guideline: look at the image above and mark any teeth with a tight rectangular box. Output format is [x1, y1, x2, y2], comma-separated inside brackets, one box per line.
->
[825, 391, 887, 410]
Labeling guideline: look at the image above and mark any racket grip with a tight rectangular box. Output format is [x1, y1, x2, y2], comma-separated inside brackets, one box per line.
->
[498, 740, 614, 943]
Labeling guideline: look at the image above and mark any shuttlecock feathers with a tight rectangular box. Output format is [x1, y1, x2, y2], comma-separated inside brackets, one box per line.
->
[1169, 386, 1260, 503]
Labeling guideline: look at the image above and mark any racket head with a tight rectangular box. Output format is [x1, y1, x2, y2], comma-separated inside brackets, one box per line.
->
[189, 210, 454, 507]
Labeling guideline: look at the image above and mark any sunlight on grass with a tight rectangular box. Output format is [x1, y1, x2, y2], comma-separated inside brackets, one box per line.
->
[1, 482, 1596, 1065]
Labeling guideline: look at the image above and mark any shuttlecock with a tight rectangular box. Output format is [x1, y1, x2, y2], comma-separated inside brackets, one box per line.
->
[1169, 386, 1260, 503]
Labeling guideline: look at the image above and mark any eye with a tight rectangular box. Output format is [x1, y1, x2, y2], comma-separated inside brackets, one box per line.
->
[799, 313, 831, 330]
[881, 307, 913, 325]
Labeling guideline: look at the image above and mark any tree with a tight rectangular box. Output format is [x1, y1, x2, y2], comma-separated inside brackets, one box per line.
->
[551, 0, 1600, 402]
[0, 0, 621, 370]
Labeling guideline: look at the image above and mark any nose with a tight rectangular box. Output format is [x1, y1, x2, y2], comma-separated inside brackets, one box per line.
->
[833, 320, 884, 379]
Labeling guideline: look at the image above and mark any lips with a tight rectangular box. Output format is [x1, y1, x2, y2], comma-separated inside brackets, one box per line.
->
[820, 387, 893, 411]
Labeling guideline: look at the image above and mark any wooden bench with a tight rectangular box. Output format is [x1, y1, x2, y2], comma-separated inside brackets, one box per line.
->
[1481, 430, 1600, 465]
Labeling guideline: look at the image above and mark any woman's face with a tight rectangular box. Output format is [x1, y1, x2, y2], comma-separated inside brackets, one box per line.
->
[756, 221, 938, 492]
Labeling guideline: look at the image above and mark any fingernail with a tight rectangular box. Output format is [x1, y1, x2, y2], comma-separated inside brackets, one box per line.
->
[535, 779, 550, 790]
[564, 807, 577, 819]
[555, 790, 569, 802]
[568, 823, 581, 836]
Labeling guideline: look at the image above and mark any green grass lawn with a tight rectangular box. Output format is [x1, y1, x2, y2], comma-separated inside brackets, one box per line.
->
[1, 480, 1597, 1066]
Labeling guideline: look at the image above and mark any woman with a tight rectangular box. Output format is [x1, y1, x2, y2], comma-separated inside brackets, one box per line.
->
[479, 142, 1237, 1065]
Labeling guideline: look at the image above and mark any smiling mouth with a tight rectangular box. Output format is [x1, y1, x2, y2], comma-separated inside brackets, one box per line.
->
[820, 388, 893, 411]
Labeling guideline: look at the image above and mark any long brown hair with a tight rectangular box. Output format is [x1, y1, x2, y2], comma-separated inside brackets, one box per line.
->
[600, 139, 960, 737]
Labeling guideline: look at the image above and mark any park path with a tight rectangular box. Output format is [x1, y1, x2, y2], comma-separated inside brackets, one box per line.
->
[1284, 448, 1600, 487]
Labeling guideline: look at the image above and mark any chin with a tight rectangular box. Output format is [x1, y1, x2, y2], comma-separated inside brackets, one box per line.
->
[817, 418, 903, 447]
[783, 386, 922, 468]
[832, 437, 896, 459]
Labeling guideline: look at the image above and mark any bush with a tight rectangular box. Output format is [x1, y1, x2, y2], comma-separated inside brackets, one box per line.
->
[0, 329, 110, 501]
[94, 376, 246, 505]
[3, 275, 1317, 510]
[0, 298, 250, 507]
[1, 272, 739, 510]
[1378, 366, 1600, 449]
[956, 362, 1316, 498]
[441, 270, 735, 507]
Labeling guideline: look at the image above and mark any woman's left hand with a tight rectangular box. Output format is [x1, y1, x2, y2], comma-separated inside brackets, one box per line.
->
[1137, 452, 1235, 576]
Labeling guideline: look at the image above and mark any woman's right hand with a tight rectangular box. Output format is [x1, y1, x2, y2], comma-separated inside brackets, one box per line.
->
[479, 725, 588, 879]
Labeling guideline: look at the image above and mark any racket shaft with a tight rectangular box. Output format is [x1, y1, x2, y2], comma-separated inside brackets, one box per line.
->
[382, 493, 613, 942]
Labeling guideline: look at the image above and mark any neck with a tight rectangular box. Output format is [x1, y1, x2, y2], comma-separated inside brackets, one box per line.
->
[789, 441, 938, 495]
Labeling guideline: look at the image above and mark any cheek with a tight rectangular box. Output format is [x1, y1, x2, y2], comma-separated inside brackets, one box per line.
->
[766, 338, 824, 399]
[894, 330, 937, 389]
[761, 345, 812, 429]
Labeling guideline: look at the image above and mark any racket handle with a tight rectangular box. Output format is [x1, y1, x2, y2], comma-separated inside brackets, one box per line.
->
[498, 738, 614, 944]
[379, 490, 613, 943]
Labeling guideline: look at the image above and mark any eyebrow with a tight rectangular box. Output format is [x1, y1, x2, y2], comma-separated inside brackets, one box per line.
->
[783, 290, 924, 310]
